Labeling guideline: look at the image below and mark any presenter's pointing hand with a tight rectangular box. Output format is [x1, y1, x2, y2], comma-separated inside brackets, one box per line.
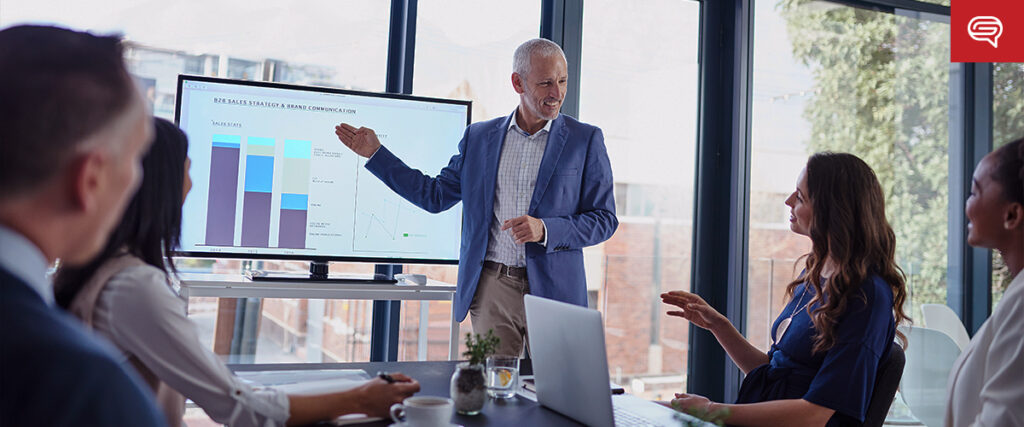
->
[502, 215, 545, 244]
[335, 123, 382, 158]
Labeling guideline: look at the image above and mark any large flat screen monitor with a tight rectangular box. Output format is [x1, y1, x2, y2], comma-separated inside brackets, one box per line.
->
[175, 75, 469, 264]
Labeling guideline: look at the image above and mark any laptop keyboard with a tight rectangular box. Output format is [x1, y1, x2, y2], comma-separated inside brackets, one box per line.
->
[613, 406, 661, 426]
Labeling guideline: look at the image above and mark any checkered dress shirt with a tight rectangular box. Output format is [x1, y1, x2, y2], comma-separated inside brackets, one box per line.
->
[483, 117, 552, 267]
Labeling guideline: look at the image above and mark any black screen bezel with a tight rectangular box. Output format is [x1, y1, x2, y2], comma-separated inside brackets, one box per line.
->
[173, 74, 471, 265]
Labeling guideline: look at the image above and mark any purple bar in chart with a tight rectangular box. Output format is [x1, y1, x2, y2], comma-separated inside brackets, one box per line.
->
[277, 140, 311, 249]
[240, 191, 272, 247]
[240, 140, 275, 247]
[204, 136, 240, 246]
[278, 209, 307, 249]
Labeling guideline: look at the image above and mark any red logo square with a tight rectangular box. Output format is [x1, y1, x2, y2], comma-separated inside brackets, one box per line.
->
[951, 0, 1024, 62]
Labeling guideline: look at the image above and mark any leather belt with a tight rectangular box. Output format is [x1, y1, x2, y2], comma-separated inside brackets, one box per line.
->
[482, 260, 527, 280]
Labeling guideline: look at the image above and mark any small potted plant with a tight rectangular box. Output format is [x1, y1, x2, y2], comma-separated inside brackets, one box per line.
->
[450, 329, 499, 415]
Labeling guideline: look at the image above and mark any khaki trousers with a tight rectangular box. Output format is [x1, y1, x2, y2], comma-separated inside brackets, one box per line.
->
[468, 265, 530, 357]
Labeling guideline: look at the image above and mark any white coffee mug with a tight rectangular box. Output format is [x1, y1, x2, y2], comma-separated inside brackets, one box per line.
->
[389, 396, 453, 427]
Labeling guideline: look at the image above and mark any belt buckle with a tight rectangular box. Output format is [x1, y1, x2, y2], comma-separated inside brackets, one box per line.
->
[504, 264, 516, 279]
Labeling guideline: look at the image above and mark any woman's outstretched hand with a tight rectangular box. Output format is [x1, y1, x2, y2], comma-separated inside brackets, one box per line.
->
[660, 290, 728, 332]
[662, 291, 768, 375]
[671, 392, 713, 413]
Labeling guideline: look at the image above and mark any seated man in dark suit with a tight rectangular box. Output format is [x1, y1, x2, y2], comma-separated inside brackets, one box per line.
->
[0, 25, 166, 426]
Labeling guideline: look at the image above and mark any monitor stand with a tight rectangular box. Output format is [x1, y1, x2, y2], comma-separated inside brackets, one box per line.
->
[247, 261, 398, 284]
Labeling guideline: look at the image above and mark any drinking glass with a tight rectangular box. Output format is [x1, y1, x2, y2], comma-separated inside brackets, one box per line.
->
[485, 356, 519, 399]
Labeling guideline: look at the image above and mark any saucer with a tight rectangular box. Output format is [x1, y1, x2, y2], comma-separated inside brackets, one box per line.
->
[387, 423, 462, 427]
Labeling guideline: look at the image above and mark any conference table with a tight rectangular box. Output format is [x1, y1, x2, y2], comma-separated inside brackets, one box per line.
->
[230, 360, 697, 426]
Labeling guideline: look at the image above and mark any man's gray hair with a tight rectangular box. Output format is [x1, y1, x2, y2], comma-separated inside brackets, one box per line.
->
[512, 38, 566, 76]
[0, 25, 136, 202]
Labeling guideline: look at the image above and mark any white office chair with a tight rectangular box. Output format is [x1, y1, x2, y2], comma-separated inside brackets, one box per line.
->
[920, 304, 971, 351]
[899, 325, 962, 427]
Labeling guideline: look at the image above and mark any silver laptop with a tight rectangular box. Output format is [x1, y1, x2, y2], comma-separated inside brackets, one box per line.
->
[524, 295, 714, 427]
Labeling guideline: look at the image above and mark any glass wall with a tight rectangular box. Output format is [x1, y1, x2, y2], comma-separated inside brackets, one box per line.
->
[413, 0, 541, 122]
[748, 0, 951, 351]
[3, 0, 441, 371]
[991, 62, 1024, 306]
[0, 0, 541, 374]
[11, 0, 1018, 414]
[1, 4, 431, 421]
[1, 0, 389, 119]
[579, 0, 701, 400]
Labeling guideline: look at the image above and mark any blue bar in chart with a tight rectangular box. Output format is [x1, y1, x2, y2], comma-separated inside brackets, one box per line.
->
[240, 137, 275, 247]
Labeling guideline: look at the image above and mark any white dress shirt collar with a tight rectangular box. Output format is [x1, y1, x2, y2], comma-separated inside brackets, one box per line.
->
[0, 224, 53, 306]
[508, 110, 553, 136]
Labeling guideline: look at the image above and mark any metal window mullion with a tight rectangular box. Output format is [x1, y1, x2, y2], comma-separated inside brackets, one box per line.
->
[689, 0, 754, 403]
[948, 62, 993, 335]
[386, 0, 417, 95]
[369, 0, 418, 362]
[540, 0, 583, 119]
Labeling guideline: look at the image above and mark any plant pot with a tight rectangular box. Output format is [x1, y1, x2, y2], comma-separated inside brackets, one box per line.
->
[450, 362, 486, 415]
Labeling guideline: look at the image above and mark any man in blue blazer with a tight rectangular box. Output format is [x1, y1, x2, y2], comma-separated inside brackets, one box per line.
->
[0, 25, 165, 426]
[336, 39, 617, 355]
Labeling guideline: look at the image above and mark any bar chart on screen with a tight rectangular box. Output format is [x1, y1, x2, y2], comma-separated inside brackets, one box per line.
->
[195, 133, 342, 252]
[177, 77, 464, 261]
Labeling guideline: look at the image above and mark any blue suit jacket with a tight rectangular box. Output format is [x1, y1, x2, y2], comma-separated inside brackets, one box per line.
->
[366, 112, 618, 321]
[0, 267, 167, 426]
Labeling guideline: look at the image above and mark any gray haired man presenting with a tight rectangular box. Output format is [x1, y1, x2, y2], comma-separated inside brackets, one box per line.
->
[336, 39, 618, 356]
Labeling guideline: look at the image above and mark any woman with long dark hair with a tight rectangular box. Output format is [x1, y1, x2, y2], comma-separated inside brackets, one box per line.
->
[55, 118, 419, 427]
[945, 137, 1024, 426]
[661, 152, 910, 426]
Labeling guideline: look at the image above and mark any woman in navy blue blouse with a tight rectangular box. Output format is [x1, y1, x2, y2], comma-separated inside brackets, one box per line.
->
[662, 152, 910, 427]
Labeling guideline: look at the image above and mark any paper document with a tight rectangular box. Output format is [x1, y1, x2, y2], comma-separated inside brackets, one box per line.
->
[235, 369, 371, 387]
[236, 369, 381, 425]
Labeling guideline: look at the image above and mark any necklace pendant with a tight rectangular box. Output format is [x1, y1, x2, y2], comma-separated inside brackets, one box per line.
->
[775, 318, 791, 343]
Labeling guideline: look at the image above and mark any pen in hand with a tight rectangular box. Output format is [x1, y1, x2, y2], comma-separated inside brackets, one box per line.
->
[377, 372, 396, 384]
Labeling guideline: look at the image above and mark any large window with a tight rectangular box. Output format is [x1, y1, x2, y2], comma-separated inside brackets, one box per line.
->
[2, 0, 445, 367]
[1, 0, 389, 119]
[991, 63, 1024, 306]
[10, 1, 1018, 417]
[413, 0, 541, 122]
[579, 0, 701, 400]
[748, 0, 951, 351]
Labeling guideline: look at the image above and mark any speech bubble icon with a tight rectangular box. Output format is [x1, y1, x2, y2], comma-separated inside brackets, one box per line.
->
[968, 16, 1003, 48]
